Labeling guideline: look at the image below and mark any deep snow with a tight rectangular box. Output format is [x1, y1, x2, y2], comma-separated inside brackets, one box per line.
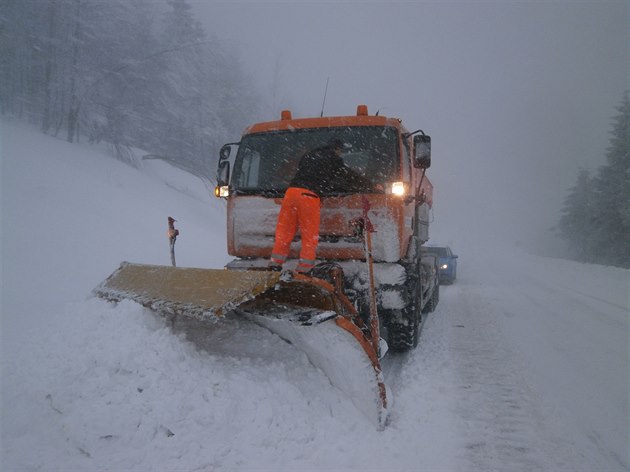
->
[1, 121, 628, 471]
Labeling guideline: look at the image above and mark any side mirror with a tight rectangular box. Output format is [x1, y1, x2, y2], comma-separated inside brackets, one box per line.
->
[413, 134, 431, 169]
[217, 142, 240, 185]
[214, 161, 230, 198]
[219, 144, 232, 164]
[217, 160, 230, 186]
[215, 143, 237, 198]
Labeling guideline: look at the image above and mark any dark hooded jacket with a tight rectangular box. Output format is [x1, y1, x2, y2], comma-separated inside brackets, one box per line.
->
[289, 144, 373, 196]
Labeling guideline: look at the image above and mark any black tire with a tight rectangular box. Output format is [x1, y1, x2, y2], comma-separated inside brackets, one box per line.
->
[386, 289, 422, 353]
[434, 283, 440, 310]
[411, 308, 420, 348]
[423, 282, 439, 313]
[387, 315, 417, 352]
[385, 237, 424, 352]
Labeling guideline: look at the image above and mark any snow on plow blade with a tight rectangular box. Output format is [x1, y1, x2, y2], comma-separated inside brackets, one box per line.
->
[94, 262, 389, 428]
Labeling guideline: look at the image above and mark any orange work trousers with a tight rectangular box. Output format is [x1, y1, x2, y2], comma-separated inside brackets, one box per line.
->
[271, 187, 321, 272]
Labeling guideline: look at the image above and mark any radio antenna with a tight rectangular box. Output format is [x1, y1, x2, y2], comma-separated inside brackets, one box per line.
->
[320, 77, 330, 117]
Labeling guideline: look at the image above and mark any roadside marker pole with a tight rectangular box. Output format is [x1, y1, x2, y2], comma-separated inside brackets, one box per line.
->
[167, 216, 179, 267]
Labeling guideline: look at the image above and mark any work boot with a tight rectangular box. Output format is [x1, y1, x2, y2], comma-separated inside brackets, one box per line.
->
[268, 261, 283, 272]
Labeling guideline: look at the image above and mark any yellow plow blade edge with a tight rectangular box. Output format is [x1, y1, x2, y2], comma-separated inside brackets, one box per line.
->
[94, 262, 281, 319]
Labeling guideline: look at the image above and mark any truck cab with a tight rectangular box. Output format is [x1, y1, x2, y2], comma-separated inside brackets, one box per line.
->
[216, 105, 438, 351]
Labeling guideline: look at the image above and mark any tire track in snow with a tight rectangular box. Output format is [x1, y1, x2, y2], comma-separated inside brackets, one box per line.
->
[441, 282, 563, 471]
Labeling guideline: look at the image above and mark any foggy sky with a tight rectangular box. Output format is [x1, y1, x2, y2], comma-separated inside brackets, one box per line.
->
[193, 1, 628, 252]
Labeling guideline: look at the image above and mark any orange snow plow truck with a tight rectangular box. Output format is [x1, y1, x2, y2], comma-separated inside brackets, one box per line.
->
[95, 105, 438, 429]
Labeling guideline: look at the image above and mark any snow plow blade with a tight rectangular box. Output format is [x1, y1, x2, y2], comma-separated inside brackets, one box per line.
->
[94, 262, 388, 428]
[94, 262, 282, 319]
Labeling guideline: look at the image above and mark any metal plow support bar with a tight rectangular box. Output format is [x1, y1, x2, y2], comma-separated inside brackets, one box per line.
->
[94, 262, 389, 428]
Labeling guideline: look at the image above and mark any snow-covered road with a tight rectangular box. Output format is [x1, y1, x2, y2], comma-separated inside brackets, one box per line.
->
[2, 122, 628, 471]
[420, 252, 629, 471]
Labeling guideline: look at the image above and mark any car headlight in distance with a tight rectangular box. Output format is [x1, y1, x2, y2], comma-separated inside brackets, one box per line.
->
[440, 264, 448, 269]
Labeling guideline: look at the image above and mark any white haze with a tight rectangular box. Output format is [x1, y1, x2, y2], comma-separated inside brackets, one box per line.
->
[193, 0, 628, 254]
[1, 121, 629, 471]
[1, 2, 629, 470]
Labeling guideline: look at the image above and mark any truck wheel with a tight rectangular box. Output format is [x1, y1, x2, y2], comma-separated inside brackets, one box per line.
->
[386, 255, 423, 352]
[386, 309, 419, 352]
[422, 282, 439, 313]
[433, 281, 439, 310]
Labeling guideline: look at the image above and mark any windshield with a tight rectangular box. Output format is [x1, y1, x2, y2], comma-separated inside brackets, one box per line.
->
[231, 126, 399, 196]
[424, 247, 449, 257]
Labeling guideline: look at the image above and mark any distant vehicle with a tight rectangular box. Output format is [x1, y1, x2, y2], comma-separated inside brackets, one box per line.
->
[424, 246, 458, 284]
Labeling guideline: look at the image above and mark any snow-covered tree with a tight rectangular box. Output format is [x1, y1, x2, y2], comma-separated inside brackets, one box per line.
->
[1, 0, 260, 175]
[557, 168, 597, 262]
[590, 91, 630, 267]
[558, 92, 630, 268]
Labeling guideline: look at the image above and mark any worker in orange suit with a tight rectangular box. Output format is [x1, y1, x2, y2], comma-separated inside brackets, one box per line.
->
[270, 138, 374, 273]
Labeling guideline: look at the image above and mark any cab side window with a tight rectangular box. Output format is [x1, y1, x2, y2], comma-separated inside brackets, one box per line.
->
[233, 149, 261, 188]
[401, 137, 411, 182]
